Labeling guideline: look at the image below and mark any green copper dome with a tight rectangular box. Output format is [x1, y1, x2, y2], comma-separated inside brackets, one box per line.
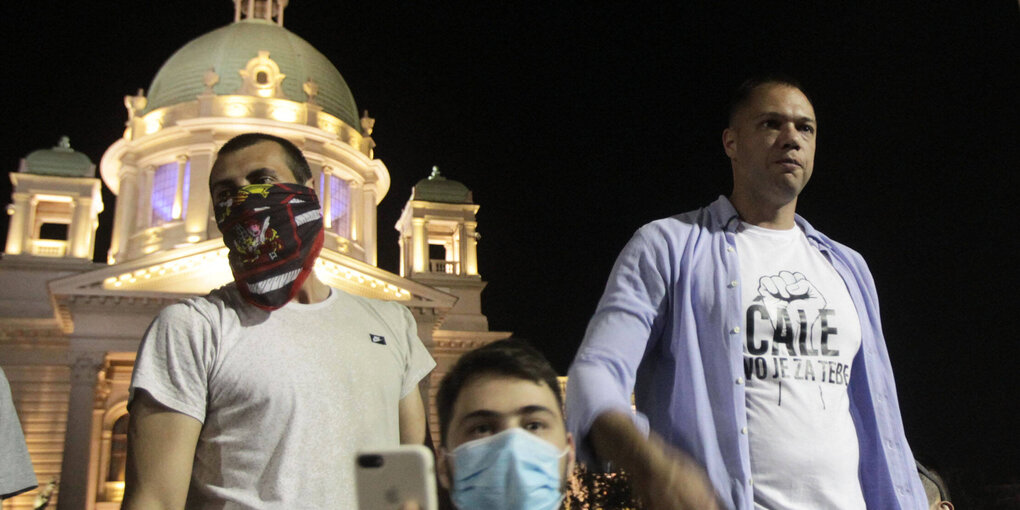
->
[413, 167, 473, 204]
[143, 19, 359, 130]
[24, 137, 95, 177]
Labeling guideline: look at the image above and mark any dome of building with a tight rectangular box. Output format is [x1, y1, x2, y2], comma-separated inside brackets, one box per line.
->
[413, 167, 473, 204]
[143, 18, 359, 130]
[23, 137, 95, 177]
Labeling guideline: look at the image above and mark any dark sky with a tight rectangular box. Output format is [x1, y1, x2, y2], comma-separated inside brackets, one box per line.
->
[3, 0, 1018, 495]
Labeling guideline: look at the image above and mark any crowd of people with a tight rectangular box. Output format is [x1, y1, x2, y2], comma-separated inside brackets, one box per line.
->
[2, 76, 966, 509]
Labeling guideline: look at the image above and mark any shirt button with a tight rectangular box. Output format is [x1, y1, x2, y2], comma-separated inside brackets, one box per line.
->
[727, 246, 735, 253]
[736, 377, 744, 385]
[729, 280, 738, 288]
[741, 427, 747, 435]
[748, 478, 754, 486]
[731, 326, 741, 334]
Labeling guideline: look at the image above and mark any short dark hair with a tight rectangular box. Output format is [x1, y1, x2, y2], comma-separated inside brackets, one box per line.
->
[212, 133, 312, 185]
[436, 338, 562, 446]
[916, 459, 951, 504]
[727, 73, 813, 126]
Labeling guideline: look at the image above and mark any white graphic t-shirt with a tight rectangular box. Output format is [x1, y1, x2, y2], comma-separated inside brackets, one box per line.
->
[737, 222, 866, 510]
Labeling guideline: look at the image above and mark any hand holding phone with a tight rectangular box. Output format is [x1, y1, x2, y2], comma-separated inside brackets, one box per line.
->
[356, 445, 437, 510]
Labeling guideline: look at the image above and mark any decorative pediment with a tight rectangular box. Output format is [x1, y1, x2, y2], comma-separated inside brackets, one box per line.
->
[47, 240, 458, 334]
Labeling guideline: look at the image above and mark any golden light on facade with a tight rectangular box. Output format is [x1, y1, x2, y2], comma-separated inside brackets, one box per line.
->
[144, 112, 163, 134]
[102, 248, 233, 290]
[270, 107, 298, 122]
[312, 259, 412, 298]
[317, 116, 340, 135]
[34, 194, 74, 203]
[224, 101, 250, 117]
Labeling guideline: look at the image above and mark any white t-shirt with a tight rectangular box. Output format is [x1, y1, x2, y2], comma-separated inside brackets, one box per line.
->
[737, 223, 865, 510]
[130, 284, 436, 509]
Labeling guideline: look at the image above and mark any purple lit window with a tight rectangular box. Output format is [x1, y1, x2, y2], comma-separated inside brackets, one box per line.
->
[150, 163, 177, 226]
[181, 160, 190, 217]
[328, 175, 350, 238]
[150, 161, 190, 227]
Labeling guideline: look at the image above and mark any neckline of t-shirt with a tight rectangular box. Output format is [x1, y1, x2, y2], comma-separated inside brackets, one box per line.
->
[279, 287, 337, 311]
[738, 221, 802, 241]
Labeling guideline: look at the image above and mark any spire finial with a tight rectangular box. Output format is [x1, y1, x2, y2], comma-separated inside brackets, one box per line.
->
[235, 0, 287, 26]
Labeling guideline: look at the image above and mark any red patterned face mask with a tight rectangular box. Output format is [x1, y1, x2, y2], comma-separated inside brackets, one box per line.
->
[214, 183, 324, 310]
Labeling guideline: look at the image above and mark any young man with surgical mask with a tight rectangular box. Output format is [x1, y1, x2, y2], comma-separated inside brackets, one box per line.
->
[124, 133, 434, 509]
[435, 339, 575, 510]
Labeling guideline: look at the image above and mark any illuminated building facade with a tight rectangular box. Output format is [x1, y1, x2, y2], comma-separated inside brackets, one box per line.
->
[0, 2, 508, 508]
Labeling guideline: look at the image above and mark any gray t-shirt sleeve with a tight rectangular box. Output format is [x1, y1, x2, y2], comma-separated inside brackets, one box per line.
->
[1, 368, 37, 499]
[397, 304, 436, 398]
[129, 302, 213, 424]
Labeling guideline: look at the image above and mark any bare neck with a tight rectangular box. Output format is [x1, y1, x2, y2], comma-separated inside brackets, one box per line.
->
[728, 190, 799, 230]
[293, 274, 330, 304]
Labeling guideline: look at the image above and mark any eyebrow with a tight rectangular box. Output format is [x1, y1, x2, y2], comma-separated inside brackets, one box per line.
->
[458, 405, 559, 422]
[209, 167, 279, 190]
[754, 111, 816, 124]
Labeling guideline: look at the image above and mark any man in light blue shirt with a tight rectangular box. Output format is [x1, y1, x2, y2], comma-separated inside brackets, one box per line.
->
[566, 76, 927, 509]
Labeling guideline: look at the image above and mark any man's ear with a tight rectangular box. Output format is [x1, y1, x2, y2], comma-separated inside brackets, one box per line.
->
[937, 501, 954, 510]
[565, 432, 576, 476]
[722, 128, 738, 159]
[436, 446, 452, 491]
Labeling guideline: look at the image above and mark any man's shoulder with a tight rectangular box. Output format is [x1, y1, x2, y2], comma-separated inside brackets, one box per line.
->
[794, 215, 868, 262]
[633, 199, 731, 243]
[153, 283, 241, 324]
[323, 286, 410, 320]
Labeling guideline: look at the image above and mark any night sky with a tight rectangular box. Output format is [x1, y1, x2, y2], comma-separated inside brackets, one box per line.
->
[3, 1, 1017, 499]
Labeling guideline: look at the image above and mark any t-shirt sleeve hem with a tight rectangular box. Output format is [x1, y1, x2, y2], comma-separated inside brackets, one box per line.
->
[400, 357, 436, 399]
[1, 484, 39, 501]
[129, 383, 206, 425]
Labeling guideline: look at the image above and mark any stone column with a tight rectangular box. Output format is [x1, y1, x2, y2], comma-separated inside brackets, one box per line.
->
[4, 191, 31, 254]
[463, 221, 478, 276]
[185, 149, 214, 242]
[69, 196, 94, 259]
[349, 181, 362, 243]
[57, 352, 106, 510]
[110, 164, 138, 263]
[412, 218, 427, 274]
[362, 184, 377, 265]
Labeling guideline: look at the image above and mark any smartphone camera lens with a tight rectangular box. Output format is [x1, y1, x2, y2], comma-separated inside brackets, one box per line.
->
[357, 454, 384, 468]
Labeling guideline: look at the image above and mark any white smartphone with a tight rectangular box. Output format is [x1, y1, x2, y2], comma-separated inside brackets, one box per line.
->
[355, 444, 438, 510]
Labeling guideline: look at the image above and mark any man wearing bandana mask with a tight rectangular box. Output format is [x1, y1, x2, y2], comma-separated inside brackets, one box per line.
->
[435, 339, 575, 510]
[124, 133, 435, 509]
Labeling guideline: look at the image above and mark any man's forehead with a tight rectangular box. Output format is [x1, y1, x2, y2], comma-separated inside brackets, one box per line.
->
[452, 375, 562, 420]
[210, 141, 294, 182]
[746, 84, 815, 117]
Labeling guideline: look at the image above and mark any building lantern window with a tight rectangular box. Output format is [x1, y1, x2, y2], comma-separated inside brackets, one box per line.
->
[150, 159, 190, 227]
[319, 171, 350, 239]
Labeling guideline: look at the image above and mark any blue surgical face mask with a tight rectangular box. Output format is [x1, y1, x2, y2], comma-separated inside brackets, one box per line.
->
[448, 428, 569, 510]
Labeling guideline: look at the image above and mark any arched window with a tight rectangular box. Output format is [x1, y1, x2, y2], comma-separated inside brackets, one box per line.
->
[107, 414, 129, 482]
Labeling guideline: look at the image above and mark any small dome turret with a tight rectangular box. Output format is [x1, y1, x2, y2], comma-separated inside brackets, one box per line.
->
[412, 167, 473, 204]
[22, 137, 95, 177]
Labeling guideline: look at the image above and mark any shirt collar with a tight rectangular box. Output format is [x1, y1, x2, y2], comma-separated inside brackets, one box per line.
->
[708, 195, 825, 245]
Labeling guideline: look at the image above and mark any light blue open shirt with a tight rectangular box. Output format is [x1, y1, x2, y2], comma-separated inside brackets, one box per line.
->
[566, 196, 926, 509]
